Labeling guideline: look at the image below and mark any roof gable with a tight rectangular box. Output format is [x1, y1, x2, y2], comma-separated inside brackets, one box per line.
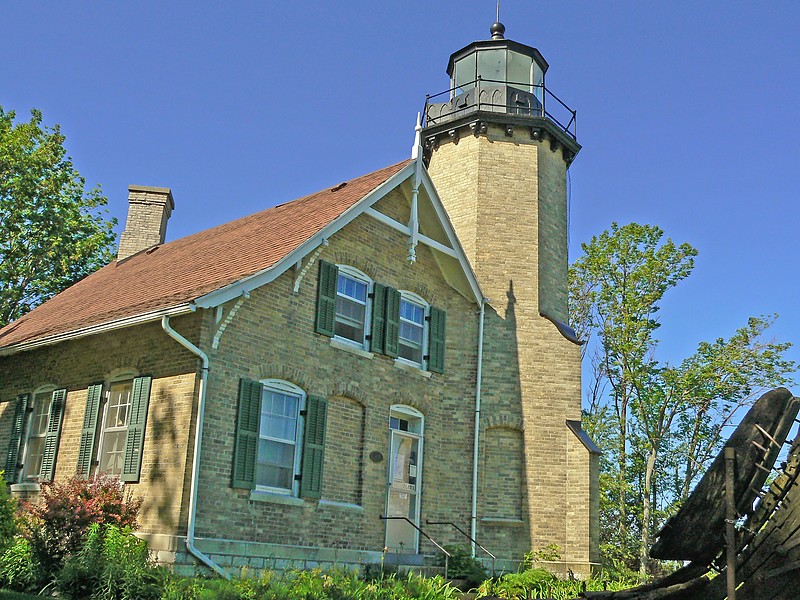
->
[0, 156, 483, 354]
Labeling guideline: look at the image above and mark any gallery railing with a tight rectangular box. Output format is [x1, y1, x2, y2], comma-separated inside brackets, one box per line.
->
[423, 77, 577, 141]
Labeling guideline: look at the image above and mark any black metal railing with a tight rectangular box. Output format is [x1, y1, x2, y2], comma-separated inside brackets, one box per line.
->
[379, 515, 450, 578]
[426, 520, 496, 576]
[423, 77, 577, 140]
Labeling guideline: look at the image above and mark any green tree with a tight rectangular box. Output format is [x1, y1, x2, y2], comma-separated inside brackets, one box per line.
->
[571, 223, 796, 575]
[0, 107, 116, 327]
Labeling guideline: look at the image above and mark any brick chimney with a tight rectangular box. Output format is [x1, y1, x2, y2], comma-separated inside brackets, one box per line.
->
[117, 185, 174, 260]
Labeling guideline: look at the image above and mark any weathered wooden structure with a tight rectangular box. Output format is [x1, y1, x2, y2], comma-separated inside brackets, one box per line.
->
[582, 387, 800, 600]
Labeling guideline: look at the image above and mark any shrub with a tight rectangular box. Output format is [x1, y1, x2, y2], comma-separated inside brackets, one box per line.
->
[22, 475, 141, 573]
[436, 545, 488, 589]
[56, 523, 165, 600]
[0, 536, 37, 592]
[0, 471, 17, 551]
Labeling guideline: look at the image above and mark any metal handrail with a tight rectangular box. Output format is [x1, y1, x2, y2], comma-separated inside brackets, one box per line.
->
[426, 520, 496, 576]
[423, 76, 577, 140]
[379, 515, 450, 578]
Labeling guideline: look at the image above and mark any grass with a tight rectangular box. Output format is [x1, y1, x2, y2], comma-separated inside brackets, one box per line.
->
[0, 591, 42, 600]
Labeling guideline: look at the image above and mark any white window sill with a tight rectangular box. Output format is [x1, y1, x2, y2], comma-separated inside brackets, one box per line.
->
[249, 490, 305, 507]
[10, 482, 41, 493]
[393, 359, 432, 378]
[330, 338, 374, 359]
[480, 517, 525, 527]
[319, 499, 365, 512]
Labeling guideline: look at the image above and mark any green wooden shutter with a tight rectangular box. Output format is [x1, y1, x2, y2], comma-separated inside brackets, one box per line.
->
[232, 378, 262, 489]
[315, 260, 339, 337]
[300, 395, 327, 499]
[121, 377, 152, 483]
[384, 287, 401, 358]
[370, 283, 387, 354]
[428, 306, 447, 373]
[4, 394, 29, 482]
[76, 384, 103, 477]
[39, 389, 67, 482]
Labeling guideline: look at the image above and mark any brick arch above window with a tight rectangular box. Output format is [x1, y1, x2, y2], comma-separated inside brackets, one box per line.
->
[331, 251, 379, 280]
[327, 383, 368, 406]
[483, 415, 525, 432]
[258, 364, 309, 389]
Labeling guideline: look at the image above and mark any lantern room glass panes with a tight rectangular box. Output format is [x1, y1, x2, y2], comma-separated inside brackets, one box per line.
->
[507, 50, 533, 89]
[453, 51, 477, 95]
[257, 387, 301, 492]
[335, 272, 369, 345]
[477, 48, 506, 83]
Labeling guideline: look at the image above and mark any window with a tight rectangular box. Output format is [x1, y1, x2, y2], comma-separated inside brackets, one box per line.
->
[335, 268, 371, 345]
[233, 378, 328, 499]
[256, 381, 305, 494]
[97, 381, 133, 476]
[22, 391, 54, 480]
[76, 376, 152, 482]
[4, 388, 66, 484]
[398, 294, 427, 366]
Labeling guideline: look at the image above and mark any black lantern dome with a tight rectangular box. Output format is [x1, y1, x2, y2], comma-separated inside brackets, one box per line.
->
[423, 22, 577, 150]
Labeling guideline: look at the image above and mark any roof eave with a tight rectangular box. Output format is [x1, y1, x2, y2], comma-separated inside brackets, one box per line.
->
[0, 303, 196, 357]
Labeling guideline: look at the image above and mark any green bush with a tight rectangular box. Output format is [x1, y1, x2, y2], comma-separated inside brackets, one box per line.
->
[436, 545, 488, 589]
[22, 475, 141, 576]
[56, 524, 165, 600]
[0, 471, 17, 552]
[0, 537, 36, 592]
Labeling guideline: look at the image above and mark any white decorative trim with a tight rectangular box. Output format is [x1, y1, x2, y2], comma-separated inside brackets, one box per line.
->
[330, 338, 374, 360]
[211, 293, 249, 350]
[293, 239, 329, 293]
[364, 208, 459, 258]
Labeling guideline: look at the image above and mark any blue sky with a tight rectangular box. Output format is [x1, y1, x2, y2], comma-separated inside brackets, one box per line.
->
[3, 1, 799, 391]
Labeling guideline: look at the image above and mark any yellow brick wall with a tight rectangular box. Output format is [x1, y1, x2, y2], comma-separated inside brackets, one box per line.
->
[192, 187, 482, 555]
[0, 314, 201, 536]
[427, 123, 595, 573]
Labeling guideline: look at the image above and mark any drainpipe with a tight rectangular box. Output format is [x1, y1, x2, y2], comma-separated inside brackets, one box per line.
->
[161, 314, 229, 579]
[470, 298, 487, 558]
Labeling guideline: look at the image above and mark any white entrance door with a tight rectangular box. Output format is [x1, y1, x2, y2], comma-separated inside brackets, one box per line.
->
[385, 406, 423, 553]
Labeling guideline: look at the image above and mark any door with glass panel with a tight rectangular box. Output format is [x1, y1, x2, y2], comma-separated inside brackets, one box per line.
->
[385, 406, 423, 553]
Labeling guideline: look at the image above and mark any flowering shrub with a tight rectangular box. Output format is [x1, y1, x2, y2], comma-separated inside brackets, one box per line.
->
[22, 475, 142, 573]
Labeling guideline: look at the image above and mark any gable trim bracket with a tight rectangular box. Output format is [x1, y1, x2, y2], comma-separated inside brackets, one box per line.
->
[211, 292, 250, 350]
[293, 239, 329, 293]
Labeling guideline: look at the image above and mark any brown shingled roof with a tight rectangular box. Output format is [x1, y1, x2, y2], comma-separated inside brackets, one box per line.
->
[0, 160, 410, 349]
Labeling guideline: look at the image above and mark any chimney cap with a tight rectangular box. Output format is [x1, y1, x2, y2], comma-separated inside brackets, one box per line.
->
[127, 185, 174, 210]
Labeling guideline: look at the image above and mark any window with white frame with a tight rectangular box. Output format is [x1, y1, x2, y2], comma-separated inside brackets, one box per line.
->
[256, 380, 305, 495]
[398, 293, 428, 366]
[334, 266, 371, 346]
[97, 380, 133, 476]
[21, 390, 54, 480]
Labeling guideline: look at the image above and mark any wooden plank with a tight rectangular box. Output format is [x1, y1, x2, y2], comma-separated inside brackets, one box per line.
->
[650, 388, 799, 562]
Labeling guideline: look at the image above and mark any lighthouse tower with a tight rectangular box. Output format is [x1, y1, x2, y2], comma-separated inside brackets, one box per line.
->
[423, 22, 599, 574]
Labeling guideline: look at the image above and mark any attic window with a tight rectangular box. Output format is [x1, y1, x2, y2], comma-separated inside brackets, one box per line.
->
[330, 182, 348, 192]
